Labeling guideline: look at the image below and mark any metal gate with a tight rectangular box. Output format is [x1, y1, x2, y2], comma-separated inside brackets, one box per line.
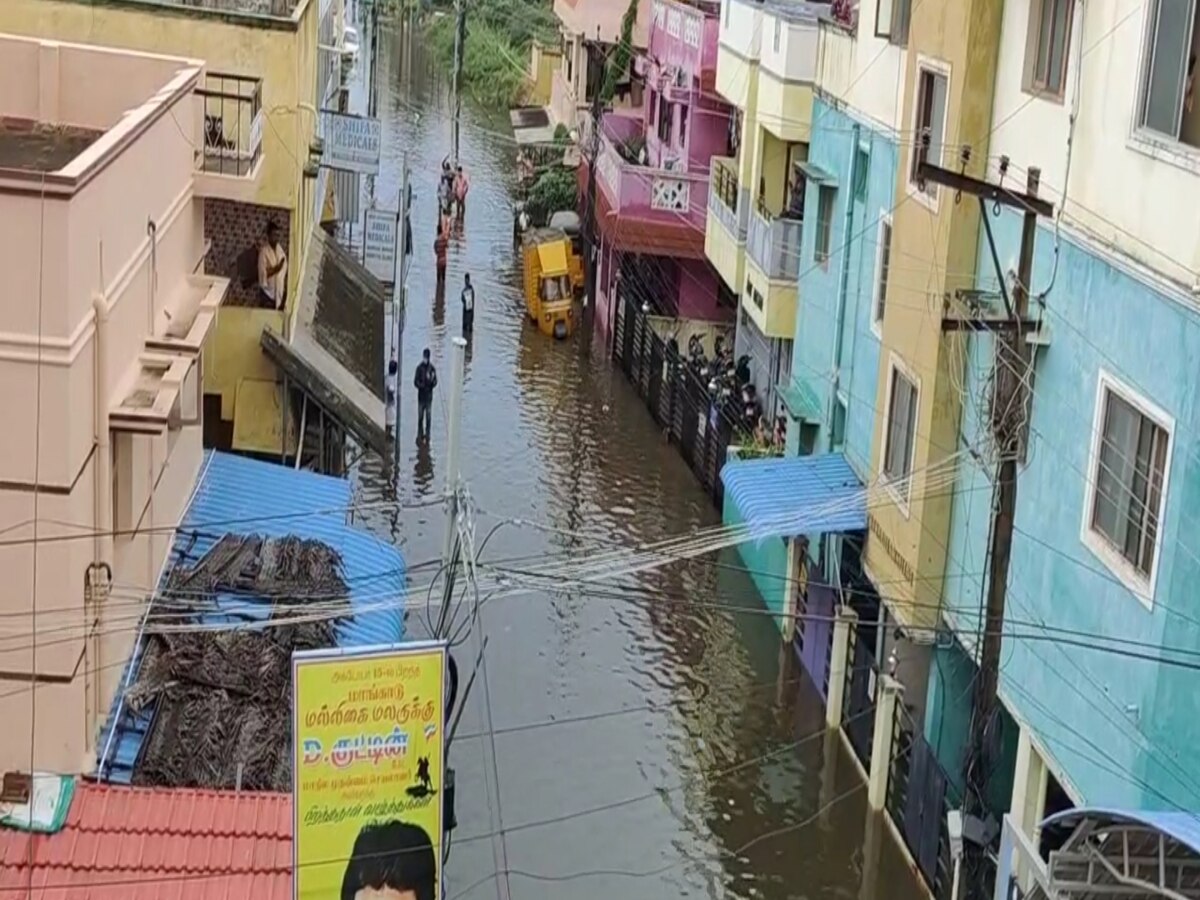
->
[843, 626, 878, 770]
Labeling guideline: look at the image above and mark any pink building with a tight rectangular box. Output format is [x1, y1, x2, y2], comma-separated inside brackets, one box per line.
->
[582, 0, 735, 346]
[0, 34, 225, 773]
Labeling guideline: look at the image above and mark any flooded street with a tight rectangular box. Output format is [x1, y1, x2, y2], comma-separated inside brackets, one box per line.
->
[347, 12, 927, 900]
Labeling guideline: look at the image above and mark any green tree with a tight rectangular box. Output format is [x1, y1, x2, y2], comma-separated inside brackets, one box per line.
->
[601, 0, 638, 103]
[526, 166, 578, 225]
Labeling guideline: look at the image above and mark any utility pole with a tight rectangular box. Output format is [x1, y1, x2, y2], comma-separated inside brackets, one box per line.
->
[582, 85, 604, 316]
[441, 336, 467, 567]
[451, 0, 466, 163]
[918, 155, 1052, 898]
[392, 154, 410, 469]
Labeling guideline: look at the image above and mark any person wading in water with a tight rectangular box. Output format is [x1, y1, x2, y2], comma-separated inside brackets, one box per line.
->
[413, 348, 437, 442]
[460, 273, 475, 337]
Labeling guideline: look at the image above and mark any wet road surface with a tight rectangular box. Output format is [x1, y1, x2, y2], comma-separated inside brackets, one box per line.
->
[346, 12, 928, 900]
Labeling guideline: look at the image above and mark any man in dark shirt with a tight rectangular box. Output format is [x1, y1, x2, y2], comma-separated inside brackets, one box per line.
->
[413, 348, 437, 442]
[460, 273, 475, 337]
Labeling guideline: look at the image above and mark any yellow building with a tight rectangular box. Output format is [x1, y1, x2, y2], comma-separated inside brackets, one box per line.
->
[0, 0, 381, 460]
[863, 0, 1004, 632]
[705, 0, 819, 410]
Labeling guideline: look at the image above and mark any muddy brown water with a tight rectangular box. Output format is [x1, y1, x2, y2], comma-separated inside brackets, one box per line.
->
[342, 10, 928, 900]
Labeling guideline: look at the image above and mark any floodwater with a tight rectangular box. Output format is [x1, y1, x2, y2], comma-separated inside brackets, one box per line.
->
[346, 10, 928, 900]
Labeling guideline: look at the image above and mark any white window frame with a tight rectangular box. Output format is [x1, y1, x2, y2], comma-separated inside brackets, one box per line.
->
[907, 56, 951, 213]
[1133, 0, 1199, 148]
[871, 212, 893, 337]
[1079, 369, 1175, 609]
[1023, 0, 1074, 101]
[879, 353, 921, 518]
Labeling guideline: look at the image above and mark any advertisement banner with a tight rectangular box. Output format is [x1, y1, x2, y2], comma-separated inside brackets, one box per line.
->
[293, 642, 446, 900]
[364, 208, 398, 283]
[323, 110, 382, 175]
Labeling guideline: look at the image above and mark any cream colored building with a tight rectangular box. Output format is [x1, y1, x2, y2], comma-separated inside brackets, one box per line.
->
[0, 34, 226, 773]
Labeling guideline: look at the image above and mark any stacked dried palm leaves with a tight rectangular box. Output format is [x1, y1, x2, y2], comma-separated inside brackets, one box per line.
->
[126, 534, 349, 791]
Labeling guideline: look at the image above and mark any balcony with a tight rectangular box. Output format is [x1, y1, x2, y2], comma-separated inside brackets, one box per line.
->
[592, 118, 709, 258]
[193, 71, 264, 202]
[747, 198, 802, 282]
[816, 16, 857, 101]
[649, 0, 720, 93]
[704, 155, 747, 290]
[757, 8, 819, 141]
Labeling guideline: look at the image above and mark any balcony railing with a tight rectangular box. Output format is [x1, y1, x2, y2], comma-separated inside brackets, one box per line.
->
[197, 72, 263, 177]
[595, 129, 709, 231]
[707, 156, 747, 241]
[747, 199, 802, 281]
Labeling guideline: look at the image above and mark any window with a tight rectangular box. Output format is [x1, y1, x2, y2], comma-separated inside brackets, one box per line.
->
[1083, 374, 1173, 601]
[773, 19, 782, 52]
[853, 145, 869, 201]
[565, 39, 574, 89]
[911, 66, 948, 199]
[882, 362, 918, 503]
[875, 0, 911, 45]
[814, 185, 835, 264]
[831, 395, 847, 452]
[679, 103, 689, 150]
[1026, 0, 1073, 98]
[657, 95, 672, 143]
[1138, 0, 1200, 146]
[872, 215, 892, 333]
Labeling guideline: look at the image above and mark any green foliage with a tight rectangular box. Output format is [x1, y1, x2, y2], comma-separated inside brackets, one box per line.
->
[553, 123, 571, 144]
[526, 166, 578, 225]
[601, 0, 638, 103]
[424, 0, 557, 106]
[426, 15, 526, 106]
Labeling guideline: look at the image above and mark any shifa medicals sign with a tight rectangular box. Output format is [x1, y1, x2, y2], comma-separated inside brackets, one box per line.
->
[292, 642, 446, 900]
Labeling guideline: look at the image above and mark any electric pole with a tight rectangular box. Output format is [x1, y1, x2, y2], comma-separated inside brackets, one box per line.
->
[582, 85, 604, 317]
[916, 155, 1052, 898]
[441, 336, 467, 567]
[451, 0, 466, 163]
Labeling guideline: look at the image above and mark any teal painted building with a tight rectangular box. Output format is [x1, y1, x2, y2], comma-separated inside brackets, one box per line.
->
[939, 206, 1200, 810]
[786, 96, 894, 470]
[726, 96, 895, 631]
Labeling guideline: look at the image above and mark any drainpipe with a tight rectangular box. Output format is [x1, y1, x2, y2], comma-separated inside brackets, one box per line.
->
[92, 292, 113, 748]
[827, 123, 860, 448]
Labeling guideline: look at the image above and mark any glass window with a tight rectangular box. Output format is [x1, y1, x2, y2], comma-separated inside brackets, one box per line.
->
[815, 185, 835, 264]
[911, 67, 948, 197]
[1029, 0, 1073, 96]
[883, 366, 918, 498]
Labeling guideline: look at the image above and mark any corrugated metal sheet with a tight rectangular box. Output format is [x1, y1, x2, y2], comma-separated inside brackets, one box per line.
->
[720, 452, 865, 540]
[1041, 808, 1200, 855]
[97, 450, 405, 783]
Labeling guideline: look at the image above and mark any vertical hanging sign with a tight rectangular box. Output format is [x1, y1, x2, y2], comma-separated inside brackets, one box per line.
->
[293, 642, 447, 900]
[364, 208, 398, 283]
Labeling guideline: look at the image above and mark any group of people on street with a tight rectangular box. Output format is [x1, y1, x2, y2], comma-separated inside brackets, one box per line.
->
[384, 156, 478, 445]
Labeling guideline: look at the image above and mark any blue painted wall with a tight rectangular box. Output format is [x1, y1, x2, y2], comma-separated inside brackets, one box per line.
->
[790, 98, 895, 475]
[942, 208, 1200, 809]
[724, 493, 789, 618]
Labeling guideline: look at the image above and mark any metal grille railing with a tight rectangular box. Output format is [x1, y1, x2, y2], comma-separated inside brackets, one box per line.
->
[197, 72, 264, 177]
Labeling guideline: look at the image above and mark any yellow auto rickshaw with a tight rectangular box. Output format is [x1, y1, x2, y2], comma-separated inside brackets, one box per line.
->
[521, 228, 578, 339]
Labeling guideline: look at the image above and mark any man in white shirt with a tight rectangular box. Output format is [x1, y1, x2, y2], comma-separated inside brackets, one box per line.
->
[257, 222, 288, 309]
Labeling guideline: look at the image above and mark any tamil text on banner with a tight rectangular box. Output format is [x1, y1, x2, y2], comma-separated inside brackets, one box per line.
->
[293, 643, 446, 900]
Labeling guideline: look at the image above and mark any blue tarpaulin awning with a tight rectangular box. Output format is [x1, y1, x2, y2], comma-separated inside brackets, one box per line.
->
[97, 450, 407, 783]
[721, 452, 866, 541]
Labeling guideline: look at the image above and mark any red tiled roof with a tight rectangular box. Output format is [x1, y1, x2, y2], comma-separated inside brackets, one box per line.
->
[0, 781, 292, 900]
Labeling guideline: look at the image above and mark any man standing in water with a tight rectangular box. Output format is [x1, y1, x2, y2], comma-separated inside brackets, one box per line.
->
[434, 222, 448, 285]
[413, 348, 437, 442]
[460, 273, 475, 337]
[453, 164, 470, 219]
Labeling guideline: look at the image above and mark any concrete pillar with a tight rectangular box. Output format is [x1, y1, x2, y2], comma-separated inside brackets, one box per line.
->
[1009, 725, 1048, 893]
[780, 537, 799, 640]
[818, 727, 841, 828]
[859, 805, 883, 900]
[867, 674, 904, 811]
[826, 606, 857, 729]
